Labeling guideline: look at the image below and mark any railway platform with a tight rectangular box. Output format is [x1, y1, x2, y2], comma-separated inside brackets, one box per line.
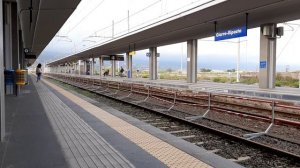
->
[0, 76, 243, 168]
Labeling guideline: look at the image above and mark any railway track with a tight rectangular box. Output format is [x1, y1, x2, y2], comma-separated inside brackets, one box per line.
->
[45, 74, 300, 167]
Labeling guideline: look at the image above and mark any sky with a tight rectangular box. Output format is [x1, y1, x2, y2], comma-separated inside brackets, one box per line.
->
[37, 0, 300, 72]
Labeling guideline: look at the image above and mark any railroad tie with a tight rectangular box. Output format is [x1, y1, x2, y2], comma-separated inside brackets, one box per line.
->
[178, 135, 196, 139]
[193, 142, 204, 145]
[168, 130, 190, 134]
[228, 156, 251, 163]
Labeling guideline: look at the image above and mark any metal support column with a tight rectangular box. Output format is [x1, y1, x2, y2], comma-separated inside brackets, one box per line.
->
[11, 3, 18, 70]
[111, 59, 116, 77]
[187, 39, 197, 83]
[149, 47, 157, 80]
[0, 0, 5, 141]
[126, 52, 132, 78]
[72, 62, 74, 74]
[18, 30, 24, 69]
[99, 57, 104, 77]
[83, 60, 87, 75]
[78, 60, 81, 75]
[73, 63, 76, 74]
[259, 24, 277, 89]
[67, 63, 70, 73]
[76, 62, 79, 74]
[91, 58, 94, 76]
[4, 2, 12, 69]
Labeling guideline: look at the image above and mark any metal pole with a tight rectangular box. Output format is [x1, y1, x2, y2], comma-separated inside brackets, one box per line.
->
[127, 10, 130, 32]
[181, 43, 183, 73]
[112, 20, 114, 38]
[91, 58, 94, 76]
[187, 39, 197, 83]
[126, 53, 132, 78]
[271, 100, 275, 123]
[237, 38, 240, 83]
[111, 60, 116, 77]
[0, 0, 5, 141]
[149, 47, 158, 80]
[78, 60, 81, 75]
[99, 57, 103, 78]
[208, 93, 211, 110]
[117, 61, 120, 75]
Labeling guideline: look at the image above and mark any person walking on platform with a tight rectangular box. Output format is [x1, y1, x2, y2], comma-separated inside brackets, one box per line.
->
[36, 63, 42, 82]
[103, 69, 109, 76]
[119, 66, 124, 77]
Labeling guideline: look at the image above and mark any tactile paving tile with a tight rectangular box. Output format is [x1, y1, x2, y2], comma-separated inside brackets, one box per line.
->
[33, 77, 134, 168]
[44, 79, 212, 168]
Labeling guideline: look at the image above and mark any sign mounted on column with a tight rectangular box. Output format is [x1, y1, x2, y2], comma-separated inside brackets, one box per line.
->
[129, 51, 136, 56]
[146, 53, 160, 57]
[215, 26, 247, 41]
[260, 61, 267, 69]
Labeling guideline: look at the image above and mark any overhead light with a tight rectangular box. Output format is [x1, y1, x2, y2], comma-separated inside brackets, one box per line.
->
[24, 48, 30, 53]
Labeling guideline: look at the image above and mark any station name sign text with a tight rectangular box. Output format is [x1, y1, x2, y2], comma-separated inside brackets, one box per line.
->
[215, 26, 247, 41]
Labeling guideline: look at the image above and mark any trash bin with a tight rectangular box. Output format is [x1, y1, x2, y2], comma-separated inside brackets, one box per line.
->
[4, 70, 15, 95]
[15, 69, 28, 85]
[127, 70, 131, 78]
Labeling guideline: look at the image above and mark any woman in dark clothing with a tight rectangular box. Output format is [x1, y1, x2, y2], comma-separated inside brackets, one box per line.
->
[36, 63, 42, 82]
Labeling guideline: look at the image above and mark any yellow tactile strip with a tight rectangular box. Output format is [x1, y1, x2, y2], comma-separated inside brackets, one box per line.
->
[44, 79, 212, 168]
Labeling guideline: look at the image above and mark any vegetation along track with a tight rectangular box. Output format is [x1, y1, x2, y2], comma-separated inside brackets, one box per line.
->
[45, 74, 300, 168]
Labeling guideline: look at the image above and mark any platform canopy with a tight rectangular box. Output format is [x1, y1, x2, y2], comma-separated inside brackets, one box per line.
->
[48, 0, 300, 66]
[17, 0, 81, 58]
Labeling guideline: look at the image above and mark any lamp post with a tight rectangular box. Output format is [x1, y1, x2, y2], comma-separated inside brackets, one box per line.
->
[237, 38, 241, 83]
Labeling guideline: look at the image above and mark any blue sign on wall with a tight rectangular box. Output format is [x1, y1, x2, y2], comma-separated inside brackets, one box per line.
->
[215, 26, 247, 41]
[260, 61, 267, 69]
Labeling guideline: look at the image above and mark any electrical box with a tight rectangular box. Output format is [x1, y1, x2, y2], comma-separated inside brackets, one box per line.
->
[277, 27, 284, 37]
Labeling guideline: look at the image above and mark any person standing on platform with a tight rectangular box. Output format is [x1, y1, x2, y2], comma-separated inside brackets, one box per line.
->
[36, 63, 42, 82]
[119, 66, 124, 77]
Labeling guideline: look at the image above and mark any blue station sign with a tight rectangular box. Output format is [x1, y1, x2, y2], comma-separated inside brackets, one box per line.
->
[215, 26, 247, 41]
[260, 61, 267, 69]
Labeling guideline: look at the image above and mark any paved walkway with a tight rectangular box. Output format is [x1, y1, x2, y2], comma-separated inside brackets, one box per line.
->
[34, 77, 134, 168]
[1, 78, 69, 168]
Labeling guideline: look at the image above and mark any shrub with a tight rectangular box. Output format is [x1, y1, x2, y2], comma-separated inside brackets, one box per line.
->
[200, 68, 212, 72]
[213, 77, 228, 83]
[275, 75, 299, 88]
[240, 77, 258, 85]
